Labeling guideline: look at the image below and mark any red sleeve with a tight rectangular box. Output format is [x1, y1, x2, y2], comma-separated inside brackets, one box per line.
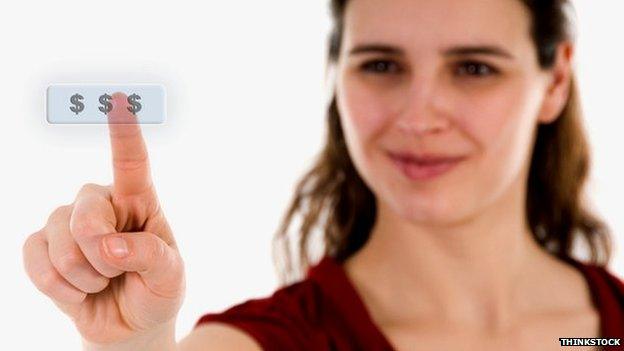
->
[193, 281, 328, 351]
[600, 267, 624, 307]
[589, 265, 624, 337]
[606, 270, 624, 293]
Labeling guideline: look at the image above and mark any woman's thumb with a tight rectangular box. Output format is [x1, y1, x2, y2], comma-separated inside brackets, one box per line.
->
[100, 232, 184, 299]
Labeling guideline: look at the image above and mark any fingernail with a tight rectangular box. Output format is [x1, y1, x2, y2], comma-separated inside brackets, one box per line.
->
[104, 236, 129, 258]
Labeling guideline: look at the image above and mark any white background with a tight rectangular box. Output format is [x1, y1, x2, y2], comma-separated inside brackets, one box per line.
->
[1, 0, 622, 349]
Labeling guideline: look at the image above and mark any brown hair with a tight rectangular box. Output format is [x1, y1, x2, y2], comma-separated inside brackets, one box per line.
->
[273, 0, 612, 283]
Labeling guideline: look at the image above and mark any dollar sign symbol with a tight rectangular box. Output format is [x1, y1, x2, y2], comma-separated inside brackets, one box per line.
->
[69, 93, 84, 115]
[98, 93, 112, 115]
[127, 93, 142, 115]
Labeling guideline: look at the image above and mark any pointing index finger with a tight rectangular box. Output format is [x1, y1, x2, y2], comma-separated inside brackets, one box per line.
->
[108, 92, 153, 196]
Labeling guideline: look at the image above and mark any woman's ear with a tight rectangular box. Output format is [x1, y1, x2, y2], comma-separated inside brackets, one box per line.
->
[537, 41, 575, 125]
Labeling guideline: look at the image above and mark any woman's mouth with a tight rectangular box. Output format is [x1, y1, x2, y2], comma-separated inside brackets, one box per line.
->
[387, 152, 466, 181]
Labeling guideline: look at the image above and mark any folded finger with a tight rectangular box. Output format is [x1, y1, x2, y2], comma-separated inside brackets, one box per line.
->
[68, 185, 122, 278]
[46, 206, 110, 293]
[23, 231, 86, 313]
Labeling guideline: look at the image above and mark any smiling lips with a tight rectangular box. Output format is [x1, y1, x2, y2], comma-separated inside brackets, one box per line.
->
[387, 151, 466, 181]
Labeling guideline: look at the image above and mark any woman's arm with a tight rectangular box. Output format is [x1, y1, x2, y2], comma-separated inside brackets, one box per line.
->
[178, 323, 262, 351]
[81, 321, 262, 351]
[82, 320, 177, 351]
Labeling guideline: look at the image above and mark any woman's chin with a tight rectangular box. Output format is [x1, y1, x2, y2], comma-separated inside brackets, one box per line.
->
[390, 196, 473, 227]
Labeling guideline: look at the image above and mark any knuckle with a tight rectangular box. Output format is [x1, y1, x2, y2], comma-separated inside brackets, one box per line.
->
[54, 252, 82, 276]
[78, 183, 107, 197]
[37, 268, 62, 294]
[152, 236, 167, 262]
[140, 234, 166, 272]
[71, 215, 104, 239]
[47, 205, 71, 225]
[113, 155, 149, 172]
[22, 231, 41, 255]
[22, 232, 45, 274]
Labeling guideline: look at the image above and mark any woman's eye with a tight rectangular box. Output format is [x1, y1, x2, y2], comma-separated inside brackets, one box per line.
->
[359, 60, 401, 74]
[456, 61, 498, 77]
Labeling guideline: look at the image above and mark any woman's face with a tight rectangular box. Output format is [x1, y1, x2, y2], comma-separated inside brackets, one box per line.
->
[335, 0, 570, 224]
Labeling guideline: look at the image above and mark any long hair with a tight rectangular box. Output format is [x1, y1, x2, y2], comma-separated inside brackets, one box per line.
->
[273, 0, 612, 284]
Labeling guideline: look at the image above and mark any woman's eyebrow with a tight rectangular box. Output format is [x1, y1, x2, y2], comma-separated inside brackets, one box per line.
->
[349, 44, 403, 56]
[348, 43, 515, 60]
[442, 45, 515, 59]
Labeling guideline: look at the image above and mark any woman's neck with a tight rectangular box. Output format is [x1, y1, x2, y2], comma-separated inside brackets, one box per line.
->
[343, 175, 584, 332]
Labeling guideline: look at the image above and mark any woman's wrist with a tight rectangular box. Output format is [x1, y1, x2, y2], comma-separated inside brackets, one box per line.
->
[81, 319, 178, 351]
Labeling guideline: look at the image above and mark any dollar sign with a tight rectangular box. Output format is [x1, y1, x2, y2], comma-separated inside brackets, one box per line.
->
[69, 93, 84, 115]
[127, 93, 142, 115]
[98, 93, 113, 115]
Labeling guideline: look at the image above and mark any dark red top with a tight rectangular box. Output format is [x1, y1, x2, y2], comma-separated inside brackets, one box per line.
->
[195, 256, 624, 350]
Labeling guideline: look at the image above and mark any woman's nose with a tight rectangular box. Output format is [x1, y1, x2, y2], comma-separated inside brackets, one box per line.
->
[394, 76, 452, 136]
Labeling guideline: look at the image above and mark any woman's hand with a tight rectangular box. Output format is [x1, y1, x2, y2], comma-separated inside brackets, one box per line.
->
[22, 92, 185, 346]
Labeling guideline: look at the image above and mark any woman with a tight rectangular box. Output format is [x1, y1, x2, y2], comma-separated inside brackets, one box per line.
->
[22, 0, 624, 350]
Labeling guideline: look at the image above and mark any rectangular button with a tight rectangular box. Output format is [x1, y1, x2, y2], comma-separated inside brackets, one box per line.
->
[46, 84, 166, 124]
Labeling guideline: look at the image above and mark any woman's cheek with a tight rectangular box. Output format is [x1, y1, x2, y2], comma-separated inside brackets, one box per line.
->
[454, 80, 526, 151]
[457, 81, 539, 204]
[338, 79, 391, 147]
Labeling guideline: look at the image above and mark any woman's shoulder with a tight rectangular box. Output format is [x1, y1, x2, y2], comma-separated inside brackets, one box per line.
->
[597, 264, 624, 292]
[195, 275, 326, 327]
[566, 257, 624, 337]
[193, 256, 393, 350]
[193, 257, 337, 351]
[572, 259, 624, 299]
